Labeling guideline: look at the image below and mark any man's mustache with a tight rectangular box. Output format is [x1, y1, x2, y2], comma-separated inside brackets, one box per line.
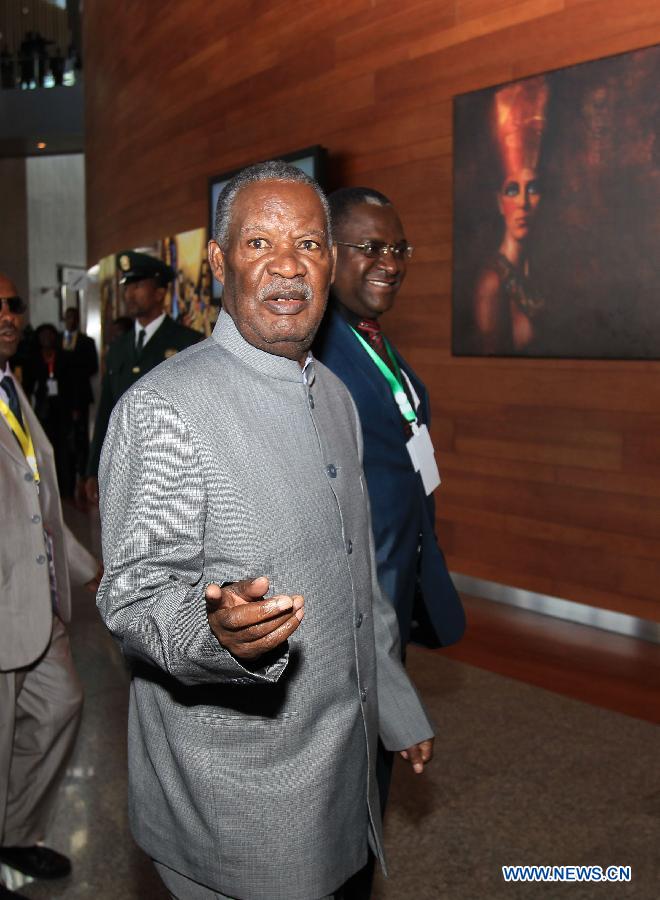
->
[257, 278, 313, 303]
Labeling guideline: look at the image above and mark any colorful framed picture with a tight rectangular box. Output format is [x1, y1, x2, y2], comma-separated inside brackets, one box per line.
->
[452, 43, 660, 358]
[161, 227, 218, 337]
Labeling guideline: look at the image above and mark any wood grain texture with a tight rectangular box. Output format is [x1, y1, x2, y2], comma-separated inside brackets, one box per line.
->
[444, 594, 660, 724]
[84, 0, 660, 622]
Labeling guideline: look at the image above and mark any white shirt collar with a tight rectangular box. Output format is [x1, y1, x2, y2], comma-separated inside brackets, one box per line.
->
[301, 353, 315, 386]
[135, 312, 166, 347]
[0, 360, 15, 406]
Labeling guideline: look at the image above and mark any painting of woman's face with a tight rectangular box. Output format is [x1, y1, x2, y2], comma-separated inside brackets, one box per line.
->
[497, 168, 541, 240]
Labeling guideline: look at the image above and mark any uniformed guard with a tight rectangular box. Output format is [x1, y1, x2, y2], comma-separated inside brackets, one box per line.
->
[85, 251, 203, 504]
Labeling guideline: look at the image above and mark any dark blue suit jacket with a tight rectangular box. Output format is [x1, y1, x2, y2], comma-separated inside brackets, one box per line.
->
[314, 306, 465, 648]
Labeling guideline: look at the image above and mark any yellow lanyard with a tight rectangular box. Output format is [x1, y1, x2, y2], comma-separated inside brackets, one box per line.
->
[0, 396, 40, 484]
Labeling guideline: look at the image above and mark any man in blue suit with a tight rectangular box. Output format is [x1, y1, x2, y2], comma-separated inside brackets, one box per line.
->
[315, 187, 465, 653]
[314, 187, 464, 896]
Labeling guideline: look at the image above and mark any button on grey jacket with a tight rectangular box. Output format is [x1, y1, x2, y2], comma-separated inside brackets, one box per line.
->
[97, 311, 433, 900]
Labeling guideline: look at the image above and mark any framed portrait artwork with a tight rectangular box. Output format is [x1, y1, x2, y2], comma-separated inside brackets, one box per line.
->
[452, 43, 660, 358]
[161, 227, 218, 337]
[208, 145, 328, 301]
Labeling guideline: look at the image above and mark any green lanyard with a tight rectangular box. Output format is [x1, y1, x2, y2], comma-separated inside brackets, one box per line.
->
[348, 326, 417, 425]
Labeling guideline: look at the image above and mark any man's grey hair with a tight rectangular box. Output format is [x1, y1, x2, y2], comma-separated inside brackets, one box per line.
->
[213, 160, 332, 249]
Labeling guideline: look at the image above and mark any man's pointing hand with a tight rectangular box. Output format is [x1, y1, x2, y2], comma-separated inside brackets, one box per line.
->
[206, 576, 304, 660]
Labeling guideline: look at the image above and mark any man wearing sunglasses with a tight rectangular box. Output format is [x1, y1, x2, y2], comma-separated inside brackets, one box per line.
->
[0, 277, 101, 900]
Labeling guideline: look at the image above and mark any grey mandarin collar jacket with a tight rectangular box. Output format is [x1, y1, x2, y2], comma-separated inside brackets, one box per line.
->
[212, 307, 316, 383]
[97, 307, 433, 900]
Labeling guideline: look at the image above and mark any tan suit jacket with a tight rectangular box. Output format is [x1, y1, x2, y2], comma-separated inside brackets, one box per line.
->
[0, 378, 97, 672]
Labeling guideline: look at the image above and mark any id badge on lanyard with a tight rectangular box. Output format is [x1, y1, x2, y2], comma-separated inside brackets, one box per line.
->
[406, 423, 441, 495]
[349, 327, 441, 495]
[46, 358, 58, 396]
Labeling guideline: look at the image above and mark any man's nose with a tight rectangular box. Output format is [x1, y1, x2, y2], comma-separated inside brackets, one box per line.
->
[374, 249, 400, 274]
[267, 246, 306, 277]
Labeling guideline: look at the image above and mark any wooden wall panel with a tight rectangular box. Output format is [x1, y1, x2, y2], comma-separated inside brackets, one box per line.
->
[84, 0, 660, 621]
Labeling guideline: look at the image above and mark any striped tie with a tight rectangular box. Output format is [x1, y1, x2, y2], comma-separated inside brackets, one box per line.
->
[1, 375, 24, 428]
[356, 318, 392, 369]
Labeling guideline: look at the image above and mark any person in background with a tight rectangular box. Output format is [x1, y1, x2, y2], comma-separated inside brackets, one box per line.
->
[49, 46, 65, 86]
[60, 306, 98, 504]
[85, 252, 201, 504]
[18, 32, 34, 88]
[30, 30, 51, 87]
[314, 188, 465, 896]
[315, 187, 465, 656]
[0, 274, 102, 900]
[9, 323, 35, 387]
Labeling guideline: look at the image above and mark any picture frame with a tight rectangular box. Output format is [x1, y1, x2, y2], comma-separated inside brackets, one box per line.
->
[451, 43, 660, 359]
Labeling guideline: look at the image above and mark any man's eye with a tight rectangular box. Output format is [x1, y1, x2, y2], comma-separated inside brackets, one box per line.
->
[362, 242, 382, 256]
[300, 240, 320, 251]
[247, 238, 268, 249]
[503, 182, 519, 197]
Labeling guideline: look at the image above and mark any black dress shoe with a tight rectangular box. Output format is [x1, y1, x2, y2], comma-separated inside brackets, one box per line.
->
[0, 845, 71, 879]
[0, 885, 31, 899]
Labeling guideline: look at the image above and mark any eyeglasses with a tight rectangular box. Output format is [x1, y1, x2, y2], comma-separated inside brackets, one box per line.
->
[336, 240, 414, 260]
[0, 296, 27, 314]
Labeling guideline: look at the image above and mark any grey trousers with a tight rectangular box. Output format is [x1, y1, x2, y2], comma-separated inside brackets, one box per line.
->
[0, 616, 83, 845]
[154, 860, 338, 900]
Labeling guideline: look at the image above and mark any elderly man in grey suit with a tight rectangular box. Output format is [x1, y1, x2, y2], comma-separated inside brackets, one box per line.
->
[0, 275, 101, 900]
[97, 161, 434, 900]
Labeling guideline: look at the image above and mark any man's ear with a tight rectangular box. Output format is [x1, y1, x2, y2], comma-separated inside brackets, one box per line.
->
[208, 239, 225, 285]
[330, 243, 337, 285]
